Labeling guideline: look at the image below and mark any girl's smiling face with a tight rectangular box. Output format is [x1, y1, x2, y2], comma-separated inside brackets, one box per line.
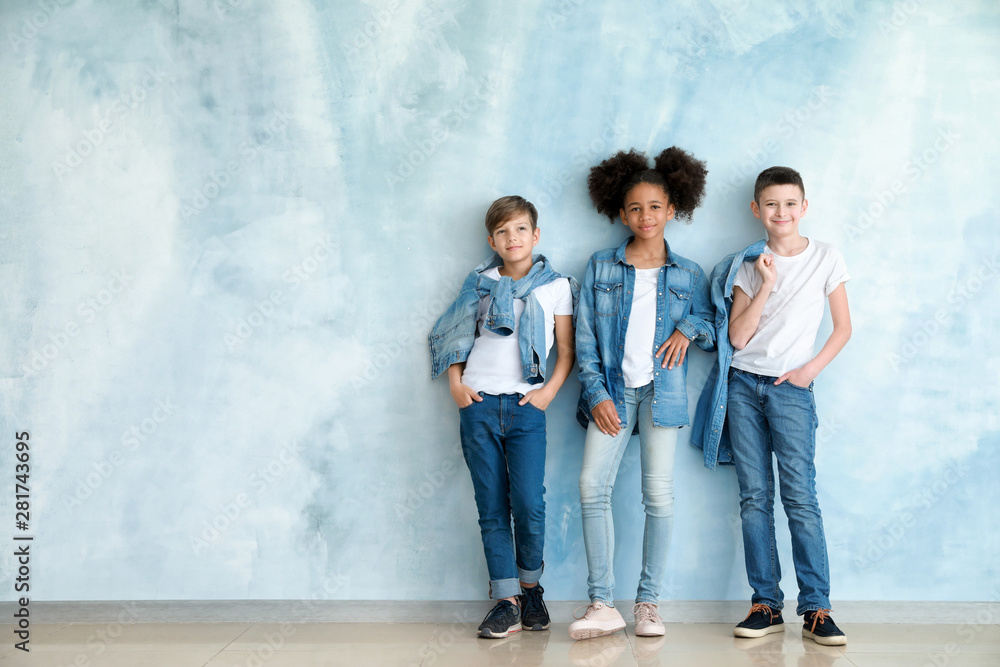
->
[619, 182, 675, 239]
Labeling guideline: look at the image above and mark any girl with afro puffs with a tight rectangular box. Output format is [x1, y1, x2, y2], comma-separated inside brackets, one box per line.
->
[569, 148, 715, 640]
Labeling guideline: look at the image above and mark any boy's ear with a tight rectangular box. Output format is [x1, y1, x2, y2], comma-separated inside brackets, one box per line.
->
[532, 227, 540, 246]
[619, 209, 627, 226]
[750, 200, 761, 219]
[487, 234, 497, 251]
[800, 199, 809, 216]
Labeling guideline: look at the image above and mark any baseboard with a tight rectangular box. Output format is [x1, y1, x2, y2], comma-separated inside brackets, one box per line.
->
[2, 600, 993, 624]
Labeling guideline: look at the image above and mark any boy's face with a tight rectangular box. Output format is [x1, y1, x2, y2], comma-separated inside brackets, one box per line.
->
[619, 182, 676, 240]
[751, 184, 808, 238]
[487, 213, 539, 265]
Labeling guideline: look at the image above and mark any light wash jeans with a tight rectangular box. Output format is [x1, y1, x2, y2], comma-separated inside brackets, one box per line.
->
[460, 392, 546, 600]
[579, 383, 678, 605]
[726, 367, 831, 615]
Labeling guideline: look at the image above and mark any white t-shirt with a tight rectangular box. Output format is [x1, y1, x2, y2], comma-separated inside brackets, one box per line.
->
[622, 267, 660, 388]
[462, 268, 574, 395]
[731, 239, 849, 377]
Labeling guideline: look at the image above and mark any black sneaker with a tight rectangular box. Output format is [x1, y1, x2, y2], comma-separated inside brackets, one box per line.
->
[802, 609, 846, 646]
[519, 585, 550, 631]
[478, 600, 522, 638]
[734, 604, 784, 638]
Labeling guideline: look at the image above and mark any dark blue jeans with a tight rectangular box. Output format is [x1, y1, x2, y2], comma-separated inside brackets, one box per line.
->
[726, 368, 831, 615]
[459, 393, 546, 600]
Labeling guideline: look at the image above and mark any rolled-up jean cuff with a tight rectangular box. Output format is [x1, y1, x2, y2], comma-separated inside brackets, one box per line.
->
[518, 562, 544, 586]
[490, 578, 521, 600]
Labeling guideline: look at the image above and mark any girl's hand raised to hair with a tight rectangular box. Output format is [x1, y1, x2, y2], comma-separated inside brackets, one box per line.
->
[755, 253, 777, 286]
[655, 329, 692, 370]
[450, 382, 483, 409]
[591, 400, 622, 436]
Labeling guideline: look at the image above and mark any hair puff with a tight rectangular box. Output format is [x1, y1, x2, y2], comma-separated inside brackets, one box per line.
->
[587, 149, 650, 221]
[652, 147, 707, 222]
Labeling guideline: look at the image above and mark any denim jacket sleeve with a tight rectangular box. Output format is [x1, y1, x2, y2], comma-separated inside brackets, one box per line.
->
[575, 256, 613, 412]
[427, 269, 480, 380]
[673, 264, 716, 352]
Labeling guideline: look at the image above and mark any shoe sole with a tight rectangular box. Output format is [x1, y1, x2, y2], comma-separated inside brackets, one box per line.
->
[635, 627, 665, 637]
[569, 623, 626, 640]
[802, 629, 846, 646]
[734, 624, 785, 638]
[479, 625, 522, 639]
[522, 621, 550, 631]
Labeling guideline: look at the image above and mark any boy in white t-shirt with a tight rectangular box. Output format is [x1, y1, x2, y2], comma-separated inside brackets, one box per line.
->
[429, 196, 577, 638]
[727, 167, 852, 646]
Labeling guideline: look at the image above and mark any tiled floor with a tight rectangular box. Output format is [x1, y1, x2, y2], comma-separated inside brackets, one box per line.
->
[1, 621, 999, 666]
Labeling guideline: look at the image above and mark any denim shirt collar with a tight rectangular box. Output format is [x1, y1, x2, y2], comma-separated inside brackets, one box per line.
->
[612, 236, 679, 268]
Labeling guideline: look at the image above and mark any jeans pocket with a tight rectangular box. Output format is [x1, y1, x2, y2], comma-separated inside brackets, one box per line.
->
[786, 381, 813, 392]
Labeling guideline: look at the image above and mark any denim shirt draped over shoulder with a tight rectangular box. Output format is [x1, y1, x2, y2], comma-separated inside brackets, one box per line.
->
[575, 237, 715, 430]
[429, 254, 580, 384]
[691, 239, 768, 469]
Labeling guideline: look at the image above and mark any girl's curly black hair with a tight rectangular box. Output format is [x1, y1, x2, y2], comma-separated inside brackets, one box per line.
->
[587, 147, 708, 223]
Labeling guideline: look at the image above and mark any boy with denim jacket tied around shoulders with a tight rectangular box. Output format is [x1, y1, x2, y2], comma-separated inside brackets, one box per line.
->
[429, 196, 579, 638]
[569, 148, 715, 641]
[694, 166, 851, 646]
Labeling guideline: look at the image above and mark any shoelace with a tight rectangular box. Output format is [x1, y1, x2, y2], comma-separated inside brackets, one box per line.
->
[743, 603, 774, 621]
[632, 602, 660, 624]
[522, 586, 544, 617]
[808, 609, 831, 633]
[573, 600, 606, 620]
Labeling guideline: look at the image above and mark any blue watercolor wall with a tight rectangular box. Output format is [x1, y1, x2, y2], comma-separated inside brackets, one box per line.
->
[1, 0, 998, 602]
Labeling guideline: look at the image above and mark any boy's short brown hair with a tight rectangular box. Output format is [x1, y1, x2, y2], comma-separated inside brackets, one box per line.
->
[754, 166, 805, 202]
[485, 196, 538, 235]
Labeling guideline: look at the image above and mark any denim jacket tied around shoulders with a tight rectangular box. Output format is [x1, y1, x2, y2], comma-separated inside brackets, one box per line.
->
[691, 239, 768, 469]
[428, 253, 579, 384]
[575, 237, 715, 430]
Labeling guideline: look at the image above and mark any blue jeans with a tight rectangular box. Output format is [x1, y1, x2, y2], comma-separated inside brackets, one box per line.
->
[726, 368, 831, 615]
[579, 383, 678, 605]
[459, 393, 546, 600]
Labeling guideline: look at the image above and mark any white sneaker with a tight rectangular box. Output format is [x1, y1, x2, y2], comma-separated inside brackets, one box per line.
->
[568, 600, 626, 640]
[632, 602, 665, 637]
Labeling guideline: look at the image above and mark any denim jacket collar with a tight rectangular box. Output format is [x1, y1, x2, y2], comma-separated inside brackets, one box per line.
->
[612, 236, 679, 268]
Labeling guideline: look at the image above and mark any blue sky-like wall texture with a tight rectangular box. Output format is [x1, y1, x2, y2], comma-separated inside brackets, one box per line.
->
[1, 0, 998, 602]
